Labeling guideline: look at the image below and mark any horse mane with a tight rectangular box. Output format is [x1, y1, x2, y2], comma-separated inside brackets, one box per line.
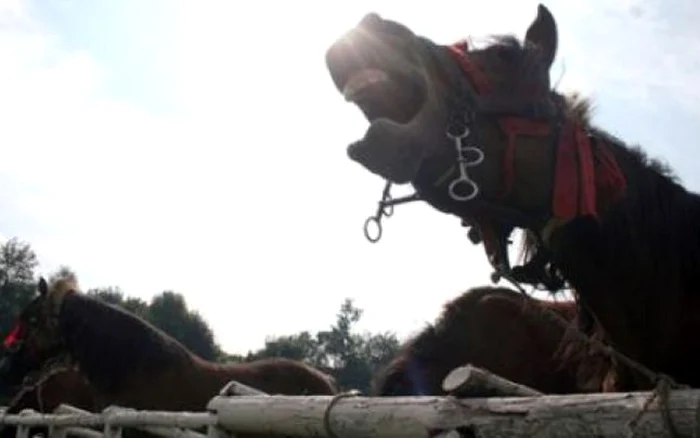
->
[58, 291, 196, 393]
[47, 276, 80, 311]
[50, 277, 78, 296]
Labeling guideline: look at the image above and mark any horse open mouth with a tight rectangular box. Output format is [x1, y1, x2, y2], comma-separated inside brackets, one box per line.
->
[340, 68, 425, 129]
[326, 52, 429, 182]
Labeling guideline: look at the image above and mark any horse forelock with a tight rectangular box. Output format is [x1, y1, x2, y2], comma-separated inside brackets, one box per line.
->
[455, 32, 595, 123]
[47, 277, 80, 316]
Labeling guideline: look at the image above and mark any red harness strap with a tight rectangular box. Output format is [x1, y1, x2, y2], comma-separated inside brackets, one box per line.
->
[446, 42, 626, 223]
[3, 322, 23, 348]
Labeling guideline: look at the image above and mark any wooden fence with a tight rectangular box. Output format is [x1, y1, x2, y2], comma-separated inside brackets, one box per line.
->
[0, 365, 693, 437]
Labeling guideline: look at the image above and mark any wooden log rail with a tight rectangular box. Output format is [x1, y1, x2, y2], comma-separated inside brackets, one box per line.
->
[0, 378, 268, 438]
[0, 374, 695, 437]
[206, 389, 700, 437]
[55, 405, 208, 438]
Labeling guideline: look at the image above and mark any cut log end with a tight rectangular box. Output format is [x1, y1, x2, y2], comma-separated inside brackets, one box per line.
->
[442, 366, 474, 393]
[441, 364, 544, 398]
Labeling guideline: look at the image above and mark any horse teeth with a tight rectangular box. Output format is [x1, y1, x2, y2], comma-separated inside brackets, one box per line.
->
[343, 69, 389, 101]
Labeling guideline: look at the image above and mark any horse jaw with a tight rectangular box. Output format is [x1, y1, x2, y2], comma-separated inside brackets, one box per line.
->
[346, 88, 449, 184]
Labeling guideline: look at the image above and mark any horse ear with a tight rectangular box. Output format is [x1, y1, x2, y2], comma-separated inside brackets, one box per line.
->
[38, 277, 48, 296]
[524, 4, 558, 71]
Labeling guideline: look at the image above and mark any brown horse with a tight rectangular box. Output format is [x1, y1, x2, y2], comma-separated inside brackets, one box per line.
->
[372, 286, 613, 396]
[0, 277, 337, 415]
[325, 4, 700, 390]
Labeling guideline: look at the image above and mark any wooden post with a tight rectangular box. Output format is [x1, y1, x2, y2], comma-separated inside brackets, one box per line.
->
[207, 389, 700, 437]
[441, 364, 543, 398]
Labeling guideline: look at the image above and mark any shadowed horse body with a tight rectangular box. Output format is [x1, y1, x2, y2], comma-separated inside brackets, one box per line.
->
[373, 286, 612, 396]
[0, 277, 337, 414]
[325, 4, 700, 389]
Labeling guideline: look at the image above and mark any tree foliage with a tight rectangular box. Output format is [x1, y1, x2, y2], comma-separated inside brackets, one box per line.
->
[0, 238, 39, 336]
[0, 238, 38, 284]
[248, 298, 400, 393]
[148, 291, 221, 360]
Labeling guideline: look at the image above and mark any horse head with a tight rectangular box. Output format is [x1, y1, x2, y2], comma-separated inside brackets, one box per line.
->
[0, 277, 76, 387]
[325, 5, 626, 284]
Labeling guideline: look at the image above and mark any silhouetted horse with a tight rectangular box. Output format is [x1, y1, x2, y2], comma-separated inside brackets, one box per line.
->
[372, 286, 613, 396]
[0, 277, 337, 416]
[325, 4, 700, 389]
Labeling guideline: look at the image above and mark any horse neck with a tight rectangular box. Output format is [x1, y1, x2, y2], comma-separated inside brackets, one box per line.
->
[550, 134, 700, 368]
[58, 293, 198, 398]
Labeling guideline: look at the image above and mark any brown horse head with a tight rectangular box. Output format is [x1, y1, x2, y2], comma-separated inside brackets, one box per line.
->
[0, 277, 75, 387]
[325, 5, 624, 275]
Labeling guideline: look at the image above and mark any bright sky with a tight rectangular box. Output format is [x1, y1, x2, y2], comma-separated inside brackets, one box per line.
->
[0, 0, 698, 355]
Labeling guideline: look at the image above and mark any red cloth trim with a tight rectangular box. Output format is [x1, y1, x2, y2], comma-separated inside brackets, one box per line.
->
[447, 44, 493, 95]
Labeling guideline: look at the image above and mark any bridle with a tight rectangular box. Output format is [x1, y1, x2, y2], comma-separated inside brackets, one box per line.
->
[359, 39, 626, 292]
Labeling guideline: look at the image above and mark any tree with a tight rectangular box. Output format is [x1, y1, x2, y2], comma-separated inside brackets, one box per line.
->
[0, 238, 39, 334]
[316, 298, 365, 368]
[247, 331, 324, 364]
[148, 291, 223, 361]
[248, 298, 400, 393]
[0, 237, 38, 284]
[316, 299, 377, 392]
